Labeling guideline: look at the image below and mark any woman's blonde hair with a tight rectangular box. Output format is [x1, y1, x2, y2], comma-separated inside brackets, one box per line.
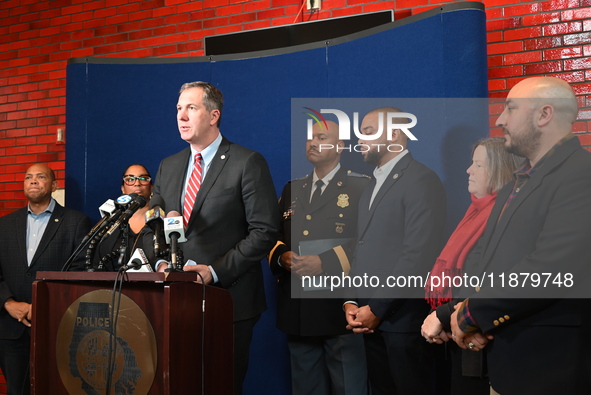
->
[473, 137, 523, 194]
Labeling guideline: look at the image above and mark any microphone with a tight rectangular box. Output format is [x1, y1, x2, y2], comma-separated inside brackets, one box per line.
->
[122, 248, 153, 272]
[145, 195, 166, 257]
[102, 194, 135, 228]
[149, 194, 166, 210]
[103, 193, 147, 239]
[99, 199, 116, 218]
[79, 199, 117, 246]
[164, 211, 187, 270]
[62, 195, 131, 271]
[90, 194, 133, 242]
[164, 211, 187, 243]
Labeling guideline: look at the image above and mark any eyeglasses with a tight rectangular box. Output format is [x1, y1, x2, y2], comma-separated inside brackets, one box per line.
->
[123, 175, 152, 186]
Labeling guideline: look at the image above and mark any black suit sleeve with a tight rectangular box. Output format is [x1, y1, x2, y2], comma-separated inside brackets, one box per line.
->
[211, 151, 280, 286]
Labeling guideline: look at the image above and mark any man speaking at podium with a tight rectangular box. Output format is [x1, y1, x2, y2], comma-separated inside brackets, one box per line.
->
[0, 163, 91, 395]
[153, 82, 280, 395]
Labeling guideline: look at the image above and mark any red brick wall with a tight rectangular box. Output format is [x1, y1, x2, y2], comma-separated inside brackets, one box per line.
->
[2, 0, 591, 216]
[486, 0, 591, 141]
[1, 0, 591, 390]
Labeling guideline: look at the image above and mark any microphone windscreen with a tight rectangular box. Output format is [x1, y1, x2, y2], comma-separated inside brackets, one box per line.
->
[135, 195, 147, 208]
[115, 194, 132, 207]
[149, 194, 166, 210]
[145, 207, 164, 221]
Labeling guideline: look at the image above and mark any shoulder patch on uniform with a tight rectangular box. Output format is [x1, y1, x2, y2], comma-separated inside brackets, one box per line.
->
[346, 170, 370, 179]
[293, 174, 311, 182]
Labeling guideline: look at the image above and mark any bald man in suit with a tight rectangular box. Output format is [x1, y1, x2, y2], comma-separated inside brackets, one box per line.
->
[451, 77, 591, 394]
[344, 108, 447, 395]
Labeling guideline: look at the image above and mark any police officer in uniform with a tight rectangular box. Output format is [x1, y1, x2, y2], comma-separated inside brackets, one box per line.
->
[269, 120, 370, 395]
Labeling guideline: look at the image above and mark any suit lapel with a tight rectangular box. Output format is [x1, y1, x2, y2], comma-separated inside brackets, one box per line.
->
[357, 181, 374, 235]
[479, 137, 581, 270]
[478, 182, 511, 252]
[15, 208, 28, 267]
[187, 137, 231, 229]
[358, 153, 412, 239]
[369, 157, 408, 211]
[478, 178, 535, 270]
[295, 174, 313, 214]
[309, 167, 347, 213]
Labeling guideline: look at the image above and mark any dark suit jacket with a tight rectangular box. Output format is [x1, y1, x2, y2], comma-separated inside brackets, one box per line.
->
[153, 137, 280, 322]
[269, 167, 370, 336]
[353, 152, 447, 332]
[467, 136, 591, 394]
[0, 202, 91, 339]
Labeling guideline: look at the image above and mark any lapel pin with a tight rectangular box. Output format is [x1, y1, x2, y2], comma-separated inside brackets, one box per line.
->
[221, 155, 226, 160]
[337, 181, 343, 187]
[54, 219, 59, 222]
[393, 173, 399, 180]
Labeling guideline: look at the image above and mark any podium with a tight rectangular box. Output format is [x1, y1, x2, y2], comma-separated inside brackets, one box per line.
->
[30, 271, 234, 395]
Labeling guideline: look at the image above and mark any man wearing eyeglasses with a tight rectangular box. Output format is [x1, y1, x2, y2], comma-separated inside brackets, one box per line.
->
[0, 163, 91, 395]
[152, 82, 280, 395]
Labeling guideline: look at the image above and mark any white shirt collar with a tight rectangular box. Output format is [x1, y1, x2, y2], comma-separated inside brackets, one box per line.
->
[312, 162, 341, 186]
[191, 132, 223, 169]
[369, 150, 408, 208]
[373, 150, 408, 180]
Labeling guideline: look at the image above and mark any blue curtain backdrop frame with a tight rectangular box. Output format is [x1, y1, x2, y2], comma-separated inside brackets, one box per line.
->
[65, 3, 487, 393]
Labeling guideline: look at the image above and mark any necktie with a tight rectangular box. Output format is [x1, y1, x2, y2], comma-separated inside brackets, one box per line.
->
[310, 180, 324, 205]
[183, 153, 202, 229]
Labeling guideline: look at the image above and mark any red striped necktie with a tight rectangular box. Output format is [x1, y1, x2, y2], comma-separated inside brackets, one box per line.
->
[183, 153, 202, 229]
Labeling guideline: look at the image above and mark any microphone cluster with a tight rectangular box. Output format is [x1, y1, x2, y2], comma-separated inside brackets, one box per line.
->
[102, 194, 148, 239]
[146, 196, 187, 271]
[76, 193, 147, 271]
[65, 193, 188, 272]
